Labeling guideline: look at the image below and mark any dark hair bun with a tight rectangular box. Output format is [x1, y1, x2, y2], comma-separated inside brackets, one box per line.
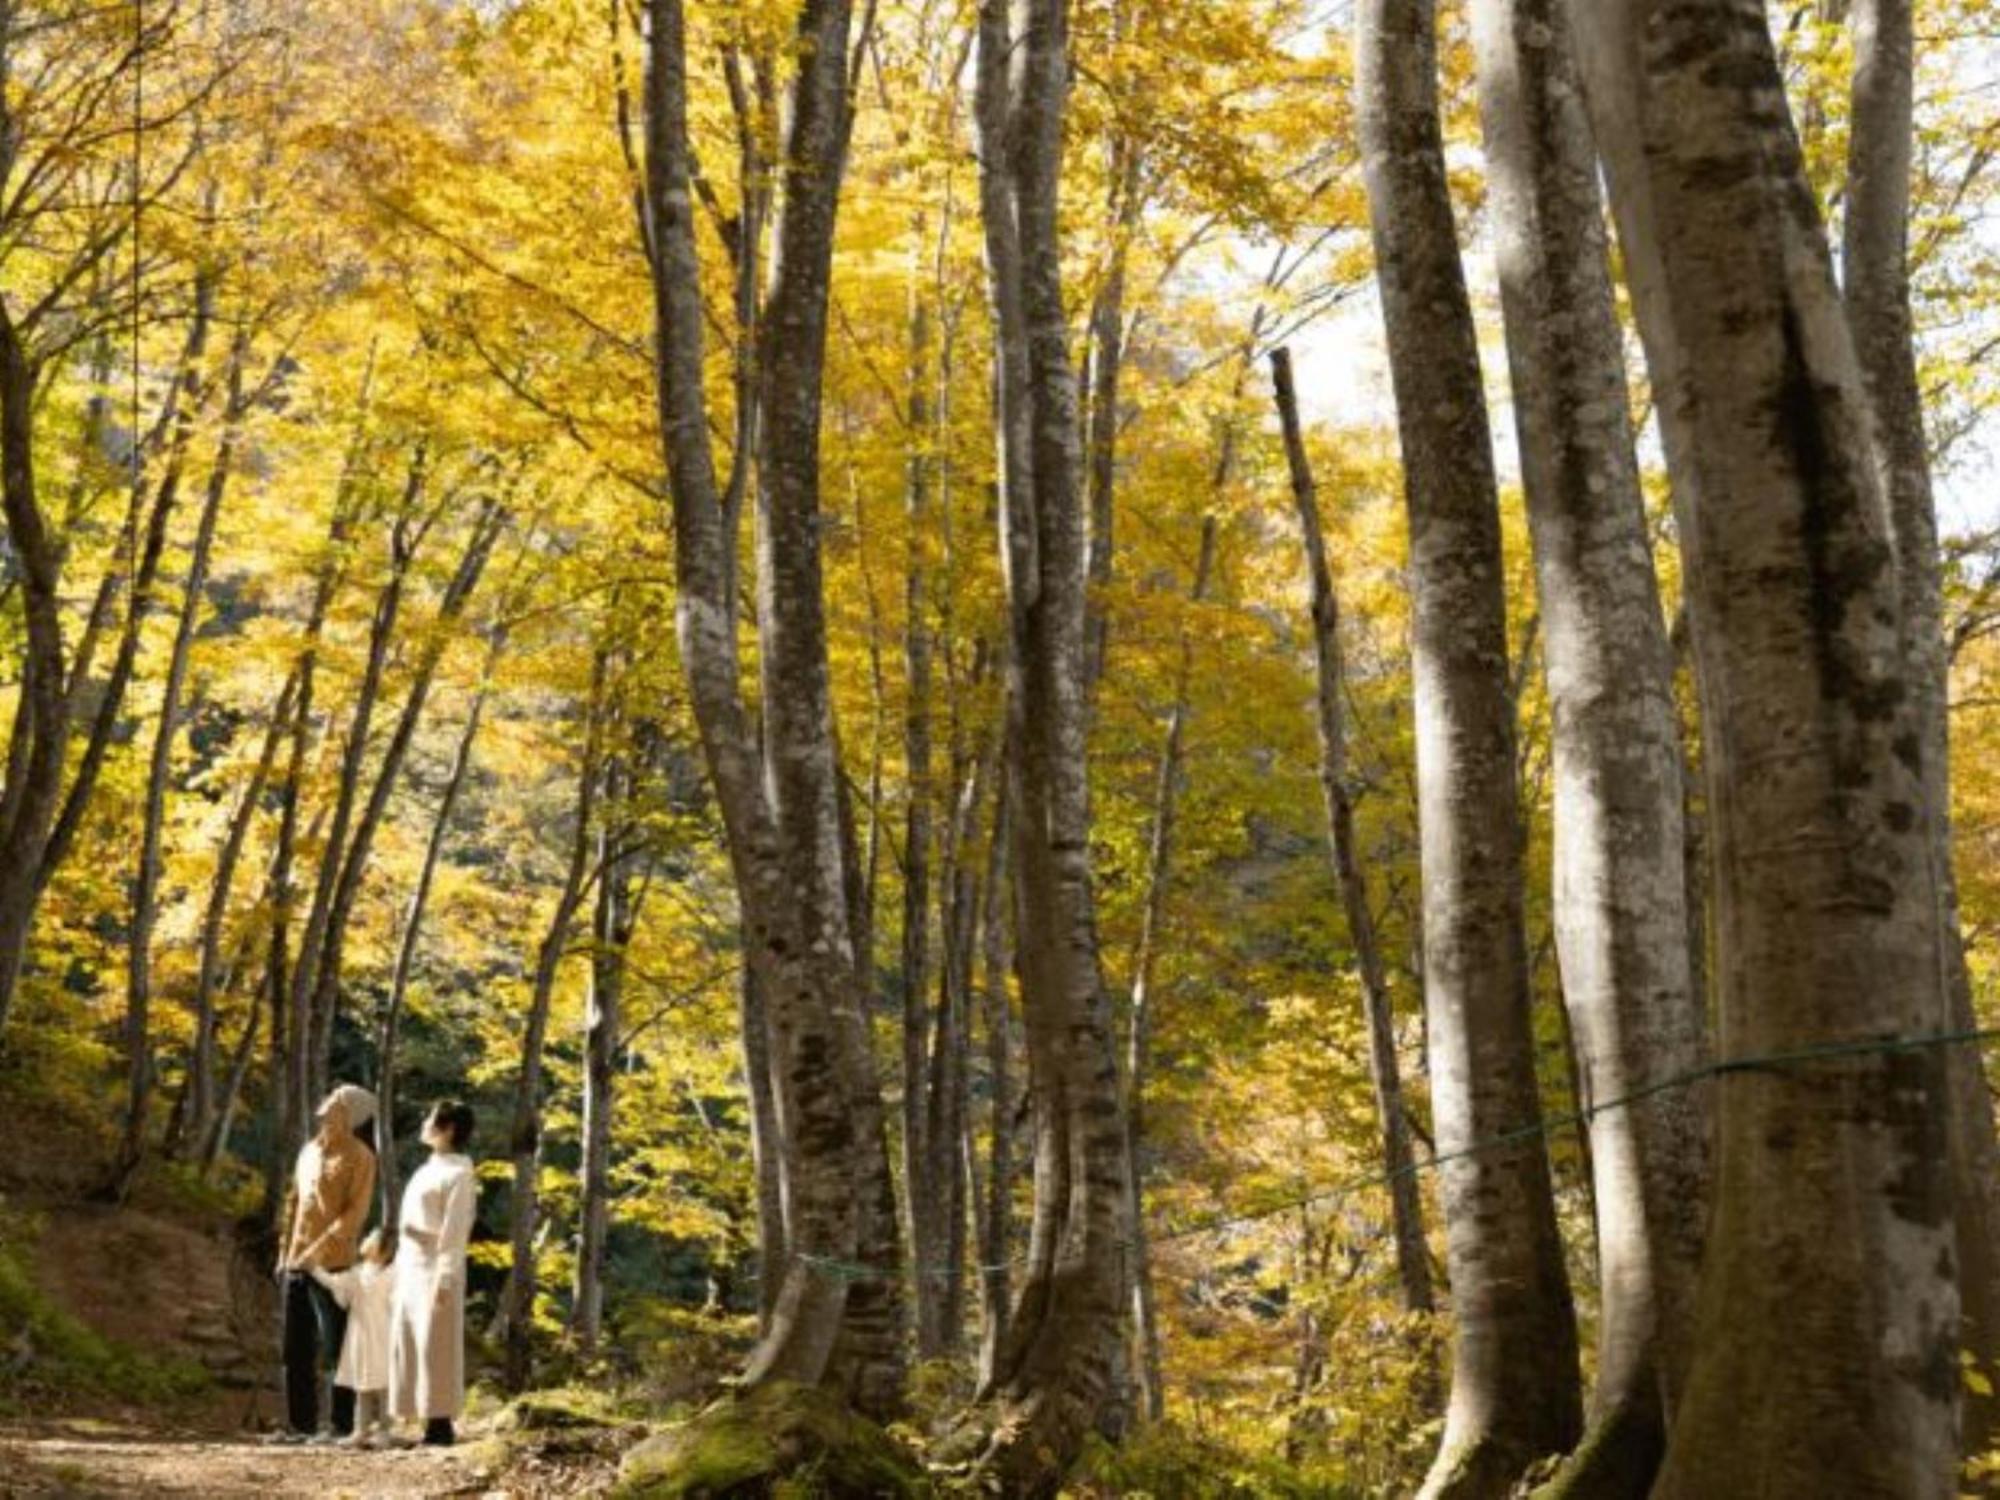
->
[431, 1099, 476, 1151]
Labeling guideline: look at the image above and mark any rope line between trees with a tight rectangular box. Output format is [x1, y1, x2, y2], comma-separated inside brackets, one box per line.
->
[783, 1022, 2000, 1285]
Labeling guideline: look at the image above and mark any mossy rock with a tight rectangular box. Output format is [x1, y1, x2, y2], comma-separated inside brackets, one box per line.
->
[614, 1381, 930, 1499]
[497, 1387, 633, 1433]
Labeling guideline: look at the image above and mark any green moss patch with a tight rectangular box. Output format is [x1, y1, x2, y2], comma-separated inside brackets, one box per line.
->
[615, 1380, 930, 1499]
[0, 1210, 210, 1414]
[497, 1385, 641, 1434]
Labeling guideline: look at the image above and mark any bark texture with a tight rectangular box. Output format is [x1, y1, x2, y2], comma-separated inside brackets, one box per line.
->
[1354, 3, 1583, 1493]
[1466, 2, 1708, 1490]
[1843, 0, 2000, 1451]
[0, 308, 70, 1034]
[969, 0, 1132, 1485]
[900, 271, 948, 1359]
[1570, 4, 1960, 1494]
[644, 0, 905, 1418]
[972, 767, 1015, 1390]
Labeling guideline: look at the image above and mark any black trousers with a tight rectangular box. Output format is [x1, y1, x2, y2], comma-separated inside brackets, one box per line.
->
[281, 1270, 356, 1435]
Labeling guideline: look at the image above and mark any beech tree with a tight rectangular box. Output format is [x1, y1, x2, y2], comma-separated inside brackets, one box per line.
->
[1570, 1, 1960, 1492]
[964, 0, 1133, 1483]
[643, 0, 906, 1416]
[1467, 0, 1707, 1489]
[0, 0, 226, 1036]
[1354, 0, 1582, 1493]
[10, 0, 2000, 1495]
[1841, 0, 2000, 1446]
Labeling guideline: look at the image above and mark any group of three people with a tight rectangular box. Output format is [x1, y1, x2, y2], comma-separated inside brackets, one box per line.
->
[274, 1085, 480, 1448]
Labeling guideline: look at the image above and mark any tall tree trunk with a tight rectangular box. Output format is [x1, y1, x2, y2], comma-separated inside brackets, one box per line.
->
[190, 672, 298, 1172]
[497, 664, 605, 1392]
[290, 451, 426, 1119]
[1081, 106, 1140, 696]
[178, 668, 298, 1165]
[973, 768, 1015, 1389]
[261, 606, 343, 1218]
[178, 341, 261, 1159]
[644, 0, 905, 1416]
[740, 954, 788, 1335]
[1570, 4, 1958, 1494]
[260, 398, 372, 1201]
[36, 293, 216, 910]
[749, 0, 905, 1409]
[118, 289, 236, 1191]
[377, 662, 496, 1222]
[1843, 0, 2000, 1450]
[970, 0, 1131, 1484]
[575, 743, 640, 1351]
[200, 1001, 262, 1178]
[1272, 348, 1434, 1321]
[1354, 3, 1582, 1493]
[1466, 1, 1708, 1489]
[1119, 515, 1217, 1425]
[927, 700, 993, 1363]
[902, 267, 945, 1358]
[924, 858, 972, 1359]
[0, 309, 71, 1037]
[969, 0, 1034, 1405]
[307, 501, 503, 1104]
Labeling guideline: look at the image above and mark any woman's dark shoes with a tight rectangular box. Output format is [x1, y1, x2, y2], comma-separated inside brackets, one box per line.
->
[422, 1418, 455, 1447]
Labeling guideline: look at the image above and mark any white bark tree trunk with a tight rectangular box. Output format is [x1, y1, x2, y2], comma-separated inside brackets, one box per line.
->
[496, 659, 606, 1390]
[575, 731, 641, 1353]
[1842, 0, 2000, 1451]
[644, 0, 905, 1418]
[1354, 3, 1584, 1493]
[1466, 1, 1708, 1489]
[968, 0, 1132, 1485]
[1571, 4, 1959, 1494]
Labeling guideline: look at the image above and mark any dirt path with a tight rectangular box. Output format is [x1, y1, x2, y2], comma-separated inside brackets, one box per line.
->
[0, 1422, 494, 1498]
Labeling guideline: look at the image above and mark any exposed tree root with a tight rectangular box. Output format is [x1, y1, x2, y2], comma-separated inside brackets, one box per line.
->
[1418, 1430, 1560, 1500]
[1530, 1391, 1664, 1500]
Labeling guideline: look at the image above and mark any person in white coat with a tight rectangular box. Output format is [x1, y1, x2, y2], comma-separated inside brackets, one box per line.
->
[389, 1098, 478, 1447]
[308, 1229, 396, 1447]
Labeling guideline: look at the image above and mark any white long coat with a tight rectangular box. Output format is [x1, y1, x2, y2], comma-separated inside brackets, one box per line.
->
[389, 1152, 477, 1421]
[311, 1260, 394, 1393]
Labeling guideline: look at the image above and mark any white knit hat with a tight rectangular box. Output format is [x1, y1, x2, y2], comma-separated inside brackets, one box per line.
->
[324, 1083, 377, 1130]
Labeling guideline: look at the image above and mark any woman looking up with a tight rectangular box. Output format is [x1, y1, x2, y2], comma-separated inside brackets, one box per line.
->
[388, 1098, 478, 1447]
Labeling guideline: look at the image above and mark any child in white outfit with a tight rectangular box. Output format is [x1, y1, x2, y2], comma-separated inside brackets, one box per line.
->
[309, 1229, 396, 1447]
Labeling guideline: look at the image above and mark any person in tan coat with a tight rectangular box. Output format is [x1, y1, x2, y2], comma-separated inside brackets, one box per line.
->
[273, 1084, 377, 1442]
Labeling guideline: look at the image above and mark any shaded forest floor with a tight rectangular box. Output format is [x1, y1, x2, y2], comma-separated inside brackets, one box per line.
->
[0, 1422, 485, 1497]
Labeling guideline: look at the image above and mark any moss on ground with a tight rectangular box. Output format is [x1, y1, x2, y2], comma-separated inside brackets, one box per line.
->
[615, 1380, 930, 1499]
[497, 1384, 642, 1433]
[0, 1208, 210, 1413]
